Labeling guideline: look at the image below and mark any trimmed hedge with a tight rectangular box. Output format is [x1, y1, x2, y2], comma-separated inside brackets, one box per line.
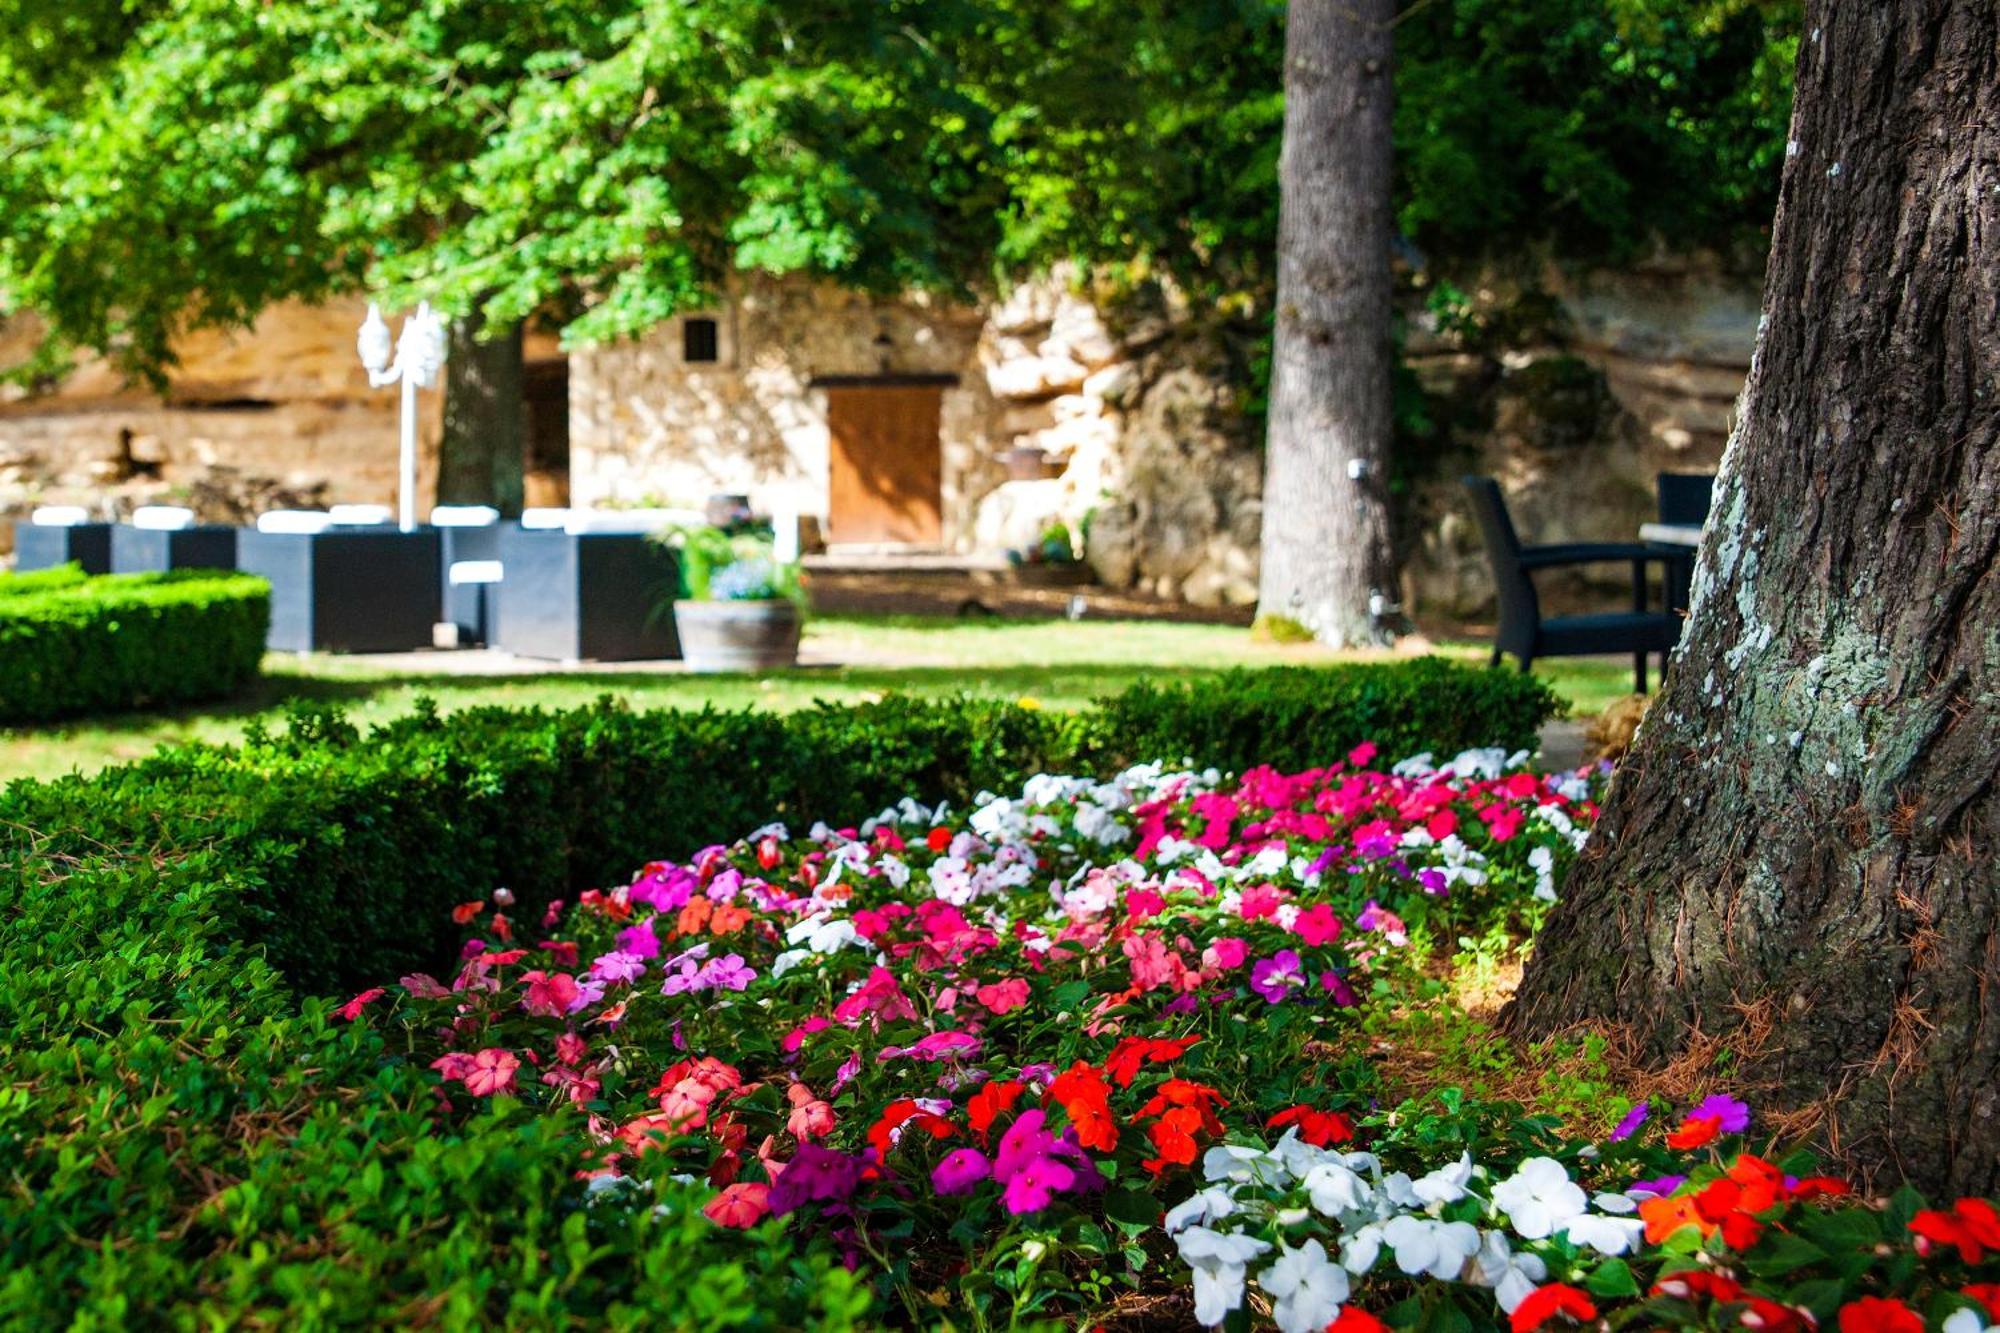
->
[0, 658, 1558, 1327]
[0, 566, 269, 722]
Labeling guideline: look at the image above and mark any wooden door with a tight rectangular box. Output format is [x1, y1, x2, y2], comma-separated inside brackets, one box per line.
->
[826, 385, 943, 546]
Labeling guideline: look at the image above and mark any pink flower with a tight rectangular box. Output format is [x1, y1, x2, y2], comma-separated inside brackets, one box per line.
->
[1293, 903, 1342, 947]
[463, 1048, 520, 1097]
[522, 970, 580, 1017]
[787, 1098, 837, 1140]
[975, 978, 1031, 1015]
[1203, 937, 1248, 970]
[589, 950, 647, 984]
[703, 1182, 771, 1229]
[555, 1032, 588, 1066]
[1125, 887, 1166, 920]
[337, 987, 385, 1021]
[398, 973, 450, 999]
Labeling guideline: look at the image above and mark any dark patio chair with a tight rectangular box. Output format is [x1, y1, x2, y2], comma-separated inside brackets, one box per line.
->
[1655, 472, 1715, 613]
[1461, 476, 1682, 693]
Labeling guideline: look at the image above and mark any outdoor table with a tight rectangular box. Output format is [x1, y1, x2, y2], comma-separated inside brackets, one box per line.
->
[15, 514, 114, 574]
[237, 526, 443, 653]
[111, 523, 240, 574]
[492, 525, 681, 662]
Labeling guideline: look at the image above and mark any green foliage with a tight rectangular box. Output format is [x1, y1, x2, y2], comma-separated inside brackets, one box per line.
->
[0, 656, 1557, 1325]
[666, 524, 804, 605]
[0, 568, 268, 722]
[0, 0, 1799, 384]
[1087, 659, 1562, 775]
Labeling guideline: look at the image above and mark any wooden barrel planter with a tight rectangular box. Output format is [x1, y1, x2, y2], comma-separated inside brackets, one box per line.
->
[672, 599, 802, 673]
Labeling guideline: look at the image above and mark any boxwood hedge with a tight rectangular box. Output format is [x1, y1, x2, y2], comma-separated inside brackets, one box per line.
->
[0, 564, 269, 722]
[0, 658, 1558, 1328]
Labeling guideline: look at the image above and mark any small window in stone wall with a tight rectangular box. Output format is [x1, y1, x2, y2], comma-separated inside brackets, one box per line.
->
[683, 317, 719, 364]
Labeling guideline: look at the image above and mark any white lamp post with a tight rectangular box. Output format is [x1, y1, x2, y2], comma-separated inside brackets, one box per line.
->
[357, 301, 448, 532]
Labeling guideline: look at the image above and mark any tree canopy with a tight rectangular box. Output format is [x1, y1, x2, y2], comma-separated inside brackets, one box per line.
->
[0, 0, 1799, 383]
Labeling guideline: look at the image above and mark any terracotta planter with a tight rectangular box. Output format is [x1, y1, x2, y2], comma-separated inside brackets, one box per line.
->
[673, 598, 802, 673]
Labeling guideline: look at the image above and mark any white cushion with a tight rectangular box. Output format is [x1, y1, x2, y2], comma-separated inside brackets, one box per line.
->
[448, 560, 504, 586]
[328, 504, 394, 526]
[430, 505, 501, 528]
[520, 507, 571, 530]
[30, 506, 90, 527]
[132, 506, 197, 531]
[564, 507, 702, 536]
[256, 510, 334, 534]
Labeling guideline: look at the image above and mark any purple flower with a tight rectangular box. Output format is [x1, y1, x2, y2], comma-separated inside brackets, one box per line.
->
[769, 1144, 863, 1215]
[699, 953, 756, 992]
[1688, 1093, 1751, 1134]
[1249, 949, 1305, 1004]
[1609, 1101, 1650, 1143]
[1629, 1173, 1687, 1199]
[1319, 970, 1358, 1007]
[628, 863, 696, 911]
[1355, 832, 1396, 860]
[589, 950, 647, 984]
[932, 1148, 991, 1196]
[659, 957, 702, 996]
[1418, 868, 1449, 896]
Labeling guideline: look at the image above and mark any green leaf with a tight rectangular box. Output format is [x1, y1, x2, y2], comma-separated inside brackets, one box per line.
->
[1584, 1257, 1640, 1298]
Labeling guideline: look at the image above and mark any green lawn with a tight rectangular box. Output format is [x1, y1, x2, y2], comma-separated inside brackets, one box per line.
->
[0, 615, 1636, 785]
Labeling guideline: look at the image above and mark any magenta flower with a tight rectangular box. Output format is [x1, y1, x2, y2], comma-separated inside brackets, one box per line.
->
[1688, 1093, 1751, 1134]
[590, 950, 647, 984]
[700, 953, 756, 992]
[1002, 1154, 1077, 1214]
[1249, 949, 1305, 1003]
[769, 1143, 863, 1215]
[1609, 1101, 1650, 1143]
[931, 1147, 992, 1196]
[616, 917, 662, 960]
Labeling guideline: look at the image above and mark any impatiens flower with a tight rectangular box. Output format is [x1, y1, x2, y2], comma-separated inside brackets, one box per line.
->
[700, 953, 756, 992]
[703, 1182, 771, 1229]
[462, 1047, 520, 1097]
[1666, 1114, 1722, 1150]
[967, 1079, 1026, 1143]
[1249, 949, 1306, 1004]
[1837, 1297, 1925, 1333]
[337, 987, 385, 1021]
[1490, 1157, 1588, 1239]
[1913, 1198, 2000, 1264]
[1328, 1309, 1389, 1333]
[1688, 1093, 1752, 1134]
[1001, 1152, 1076, 1213]
[1202, 937, 1248, 970]
[554, 1032, 588, 1066]
[589, 950, 647, 984]
[1292, 902, 1342, 947]
[522, 970, 580, 1017]
[1411, 1152, 1474, 1206]
[1608, 1100, 1649, 1142]
[1378, 1215, 1481, 1280]
[1965, 1286, 2000, 1322]
[1048, 1062, 1119, 1152]
[399, 973, 450, 998]
[1563, 1211, 1645, 1255]
[1509, 1283, 1597, 1332]
[451, 900, 484, 924]
[974, 978, 1031, 1014]
[1266, 1104, 1355, 1148]
[767, 1143, 863, 1215]
[1258, 1238, 1350, 1333]
[931, 1147, 991, 1196]
[1176, 1225, 1270, 1327]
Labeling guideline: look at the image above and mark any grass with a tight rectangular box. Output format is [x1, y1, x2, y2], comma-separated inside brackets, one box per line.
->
[0, 614, 1638, 785]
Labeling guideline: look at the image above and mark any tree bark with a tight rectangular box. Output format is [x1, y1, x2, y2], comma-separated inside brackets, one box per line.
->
[438, 309, 526, 516]
[1255, 0, 1398, 647]
[1507, 1, 2000, 1195]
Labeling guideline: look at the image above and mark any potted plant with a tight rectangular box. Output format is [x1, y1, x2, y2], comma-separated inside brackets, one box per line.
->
[664, 524, 805, 672]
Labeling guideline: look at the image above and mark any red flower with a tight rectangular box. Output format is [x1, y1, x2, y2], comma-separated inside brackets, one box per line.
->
[1049, 1061, 1120, 1152]
[1509, 1283, 1597, 1331]
[1666, 1114, 1722, 1149]
[451, 900, 485, 924]
[1651, 1270, 1744, 1302]
[967, 1079, 1026, 1143]
[1102, 1034, 1199, 1088]
[926, 827, 953, 853]
[337, 987, 386, 1021]
[1326, 1308, 1388, 1332]
[1964, 1286, 2000, 1322]
[1913, 1198, 2000, 1264]
[866, 1099, 955, 1161]
[1836, 1297, 1923, 1333]
[1742, 1297, 1811, 1332]
[756, 836, 782, 870]
[1267, 1104, 1356, 1147]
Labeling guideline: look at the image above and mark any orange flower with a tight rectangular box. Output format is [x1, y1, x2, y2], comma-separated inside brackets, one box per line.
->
[1102, 1034, 1200, 1087]
[1666, 1114, 1722, 1149]
[1509, 1283, 1597, 1332]
[1049, 1060, 1120, 1152]
[451, 899, 485, 924]
[866, 1099, 955, 1161]
[709, 903, 752, 936]
[1836, 1296, 1923, 1333]
[1640, 1193, 1709, 1245]
[967, 1079, 1026, 1143]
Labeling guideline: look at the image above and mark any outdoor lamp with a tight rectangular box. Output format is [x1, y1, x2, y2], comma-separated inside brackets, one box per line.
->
[356, 301, 448, 531]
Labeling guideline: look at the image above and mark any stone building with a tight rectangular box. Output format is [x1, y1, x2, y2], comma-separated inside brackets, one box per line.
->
[0, 259, 1759, 613]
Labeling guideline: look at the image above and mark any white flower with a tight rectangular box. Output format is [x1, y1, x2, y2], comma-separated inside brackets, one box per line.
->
[1341, 1223, 1385, 1275]
[1490, 1156, 1588, 1239]
[1470, 1231, 1547, 1311]
[1302, 1161, 1373, 1218]
[1175, 1226, 1270, 1327]
[785, 913, 858, 955]
[1165, 1187, 1237, 1234]
[1529, 845, 1557, 901]
[1380, 1215, 1481, 1280]
[1564, 1212, 1646, 1255]
[1259, 1240, 1351, 1333]
[1202, 1143, 1289, 1188]
[1412, 1152, 1475, 1206]
[1592, 1191, 1638, 1214]
[1942, 1310, 1998, 1333]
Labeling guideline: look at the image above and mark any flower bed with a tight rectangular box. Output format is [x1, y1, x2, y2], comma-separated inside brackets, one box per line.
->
[351, 747, 2000, 1329]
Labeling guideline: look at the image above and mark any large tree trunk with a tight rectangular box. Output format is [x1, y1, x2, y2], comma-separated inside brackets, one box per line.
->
[1507, 1, 2000, 1195]
[438, 309, 525, 516]
[1255, 0, 1397, 648]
